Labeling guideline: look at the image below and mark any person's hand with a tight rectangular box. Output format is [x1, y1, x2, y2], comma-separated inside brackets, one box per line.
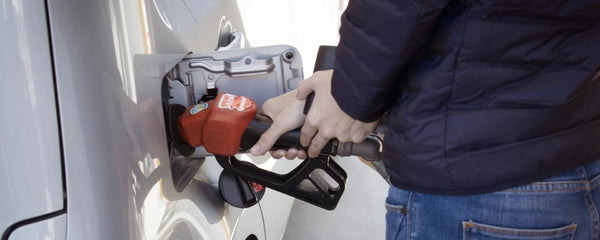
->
[249, 90, 308, 160]
[297, 70, 379, 158]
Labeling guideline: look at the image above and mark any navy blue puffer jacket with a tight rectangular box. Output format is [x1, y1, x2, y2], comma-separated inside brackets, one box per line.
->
[331, 0, 600, 195]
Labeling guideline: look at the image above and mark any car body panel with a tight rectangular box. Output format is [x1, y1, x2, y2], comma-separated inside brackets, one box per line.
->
[44, 0, 292, 239]
[0, 0, 64, 234]
[2, 0, 300, 238]
[8, 215, 66, 240]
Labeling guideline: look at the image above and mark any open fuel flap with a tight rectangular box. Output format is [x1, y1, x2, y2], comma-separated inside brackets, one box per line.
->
[161, 39, 383, 210]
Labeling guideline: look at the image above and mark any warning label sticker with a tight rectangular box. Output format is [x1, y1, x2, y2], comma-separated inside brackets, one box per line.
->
[251, 182, 264, 192]
[218, 93, 253, 111]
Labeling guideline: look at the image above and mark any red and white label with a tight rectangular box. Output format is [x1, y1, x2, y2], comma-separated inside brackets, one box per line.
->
[251, 182, 264, 192]
[218, 93, 253, 111]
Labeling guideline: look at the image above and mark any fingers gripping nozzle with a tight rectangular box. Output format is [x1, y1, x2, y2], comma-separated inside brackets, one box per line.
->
[166, 46, 383, 210]
[239, 114, 383, 161]
[166, 94, 351, 210]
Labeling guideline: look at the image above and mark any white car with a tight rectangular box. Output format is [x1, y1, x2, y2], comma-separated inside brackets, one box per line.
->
[1, 0, 299, 239]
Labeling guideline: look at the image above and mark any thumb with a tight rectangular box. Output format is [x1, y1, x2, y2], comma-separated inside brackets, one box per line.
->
[296, 79, 314, 100]
[260, 98, 281, 118]
[250, 123, 287, 156]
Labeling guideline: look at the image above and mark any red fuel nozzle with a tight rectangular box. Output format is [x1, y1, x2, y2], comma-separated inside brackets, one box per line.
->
[178, 92, 257, 156]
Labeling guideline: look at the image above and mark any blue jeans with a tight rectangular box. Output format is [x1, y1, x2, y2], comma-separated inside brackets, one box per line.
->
[386, 160, 600, 240]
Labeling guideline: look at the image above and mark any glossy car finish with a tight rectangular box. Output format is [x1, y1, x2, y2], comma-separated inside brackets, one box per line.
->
[0, 0, 65, 237]
[8, 216, 66, 240]
[2, 0, 295, 239]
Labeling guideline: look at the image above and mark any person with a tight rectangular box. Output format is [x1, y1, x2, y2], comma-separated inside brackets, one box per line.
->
[250, 0, 600, 239]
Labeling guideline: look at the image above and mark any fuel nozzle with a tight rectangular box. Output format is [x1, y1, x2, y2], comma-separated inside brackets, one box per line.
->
[171, 92, 257, 157]
[165, 46, 385, 210]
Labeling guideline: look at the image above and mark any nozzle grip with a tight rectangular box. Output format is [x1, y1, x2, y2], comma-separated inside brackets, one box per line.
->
[239, 114, 336, 155]
[303, 45, 335, 115]
[240, 114, 382, 161]
[303, 92, 314, 115]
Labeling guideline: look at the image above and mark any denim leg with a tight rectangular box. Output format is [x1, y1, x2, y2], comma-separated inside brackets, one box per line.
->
[385, 160, 600, 240]
[584, 160, 600, 239]
[386, 186, 411, 240]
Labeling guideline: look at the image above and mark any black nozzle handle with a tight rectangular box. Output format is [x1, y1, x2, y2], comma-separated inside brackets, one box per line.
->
[313, 45, 336, 72]
[239, 114, 382, 161]
[216, 154, 346, 210]
[303, 45, 336, 114]
[303, 92, 314, 115]
[239, 113, 335, 153]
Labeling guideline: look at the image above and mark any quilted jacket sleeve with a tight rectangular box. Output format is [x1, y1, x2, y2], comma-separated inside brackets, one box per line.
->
[331, 0, 450, 122]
